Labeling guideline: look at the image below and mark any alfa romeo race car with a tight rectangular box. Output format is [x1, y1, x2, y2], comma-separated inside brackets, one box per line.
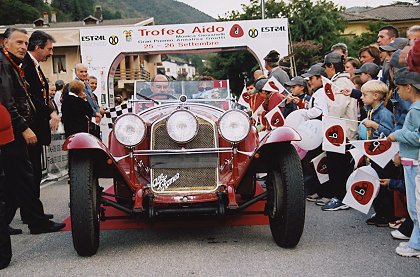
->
[64, 79, 305, 256]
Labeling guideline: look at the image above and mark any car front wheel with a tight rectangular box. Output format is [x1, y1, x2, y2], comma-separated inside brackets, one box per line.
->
[266, 143, 305, 248]
[69, 150, 100, 256]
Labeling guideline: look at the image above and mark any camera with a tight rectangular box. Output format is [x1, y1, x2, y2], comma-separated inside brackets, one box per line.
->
[239, 72, 249, 80]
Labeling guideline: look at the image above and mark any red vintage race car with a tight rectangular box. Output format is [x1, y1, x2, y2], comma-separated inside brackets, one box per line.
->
[63, 79, 305, 256]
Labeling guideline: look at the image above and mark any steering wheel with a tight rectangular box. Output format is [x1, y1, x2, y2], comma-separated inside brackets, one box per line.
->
[150, 93, 177, 100]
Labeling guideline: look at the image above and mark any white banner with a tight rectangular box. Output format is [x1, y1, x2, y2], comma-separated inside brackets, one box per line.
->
[80, 18, 289, 108]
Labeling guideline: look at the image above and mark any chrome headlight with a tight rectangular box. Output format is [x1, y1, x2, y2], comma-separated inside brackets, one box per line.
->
[218, 110, 250, 143]
[114, 114, 146, 147]
[166, 110, 198, 143]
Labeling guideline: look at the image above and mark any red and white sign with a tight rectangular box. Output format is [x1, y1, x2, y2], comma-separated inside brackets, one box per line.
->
[311, 152, 329, 184]
[238, 85, 251, 109]
[322, 116, 346, 153]
[252, 104, 264, 124]
[343, 166, 380, 214]
[348, 147, 365, 169]
[263, 76, 286, 93]
[351, 140, 399, 168]
[265, 106, 284, 129]
[80, 18, 289, 108]
[321, 76, 340, 101]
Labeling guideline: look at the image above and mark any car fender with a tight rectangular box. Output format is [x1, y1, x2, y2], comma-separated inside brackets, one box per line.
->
[245, 127, 301, 173]
[63, 133, 133, 185]
[261, 126, 301, 146]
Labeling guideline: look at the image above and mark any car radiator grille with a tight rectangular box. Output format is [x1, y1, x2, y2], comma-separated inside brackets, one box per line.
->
[150, 117, 218, 192]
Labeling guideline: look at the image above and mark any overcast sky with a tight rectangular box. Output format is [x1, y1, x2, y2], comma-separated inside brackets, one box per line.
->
[177, 0, 414, 18]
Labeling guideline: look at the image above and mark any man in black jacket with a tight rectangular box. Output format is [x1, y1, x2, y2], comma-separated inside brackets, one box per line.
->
[0, 27, 65, 235]
[22, 31, 60, 210]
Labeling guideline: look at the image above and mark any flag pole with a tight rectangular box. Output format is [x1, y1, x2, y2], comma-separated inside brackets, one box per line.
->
[323, 115, 362, 123]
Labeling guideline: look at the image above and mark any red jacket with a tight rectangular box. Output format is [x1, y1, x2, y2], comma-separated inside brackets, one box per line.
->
[0, 103, 14, 146]
[408, 39, 420, 74]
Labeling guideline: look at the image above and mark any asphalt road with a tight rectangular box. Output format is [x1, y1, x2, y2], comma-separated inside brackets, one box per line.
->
[2, 178, 419, 276]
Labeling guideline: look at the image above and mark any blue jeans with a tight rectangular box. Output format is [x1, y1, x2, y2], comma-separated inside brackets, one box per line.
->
[404, 165, 420, 250]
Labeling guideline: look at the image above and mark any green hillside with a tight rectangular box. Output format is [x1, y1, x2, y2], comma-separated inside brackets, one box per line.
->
[0, 0, 214, 25]
[95, 0, 215, 24]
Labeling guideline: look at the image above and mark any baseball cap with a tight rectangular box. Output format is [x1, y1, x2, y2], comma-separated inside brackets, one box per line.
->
[354, 62, 380, 77]
[379, 38, 410, 52]
[253, 78, 268, 94]
[0, 103, 14, 146]
[302, 64, 325, 78]
[322, 52, 343, 66]
[264, 50, 280, 63]
[389, 50, 406, 69]
[394, 67, 420, 90]
[285, 76, 305, 86]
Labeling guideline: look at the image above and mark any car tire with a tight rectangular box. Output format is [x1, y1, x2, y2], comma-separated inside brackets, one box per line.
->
[266, 143, 305, 248]
[69, 150, 100, 256]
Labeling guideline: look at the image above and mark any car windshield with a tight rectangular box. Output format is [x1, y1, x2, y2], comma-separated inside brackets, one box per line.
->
[133, 79, 231, 112]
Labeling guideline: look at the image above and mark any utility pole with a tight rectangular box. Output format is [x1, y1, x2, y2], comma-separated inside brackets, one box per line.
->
[261, 0, 265, 19]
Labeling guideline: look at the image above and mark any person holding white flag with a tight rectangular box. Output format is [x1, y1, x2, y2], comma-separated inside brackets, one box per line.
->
[388, 68, 420, 258]
[283, 76, 311, 117]
[320, 52, 357, 211]
[251, 78, 286, 131]
[359, 80, 398, 227]
[299, 65, 331, 203]
[301, 64, 329, 121]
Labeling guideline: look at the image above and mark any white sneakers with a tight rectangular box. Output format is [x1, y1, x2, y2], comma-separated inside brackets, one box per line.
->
[391, 230, 410, 240]
[396, 243, 420, 258]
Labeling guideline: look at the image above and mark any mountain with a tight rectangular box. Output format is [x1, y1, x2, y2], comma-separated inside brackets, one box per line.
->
[95, 0, 215, 24]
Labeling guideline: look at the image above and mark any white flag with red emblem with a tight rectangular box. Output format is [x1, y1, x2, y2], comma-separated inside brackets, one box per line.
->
[311, 152, 329, 184]
[321, 76, 340, 102]
[322, 116, 347, 154]
[237, 85, 251, 109]
[264, 106, 285, 129]
[343, 165, 380, 214]
[349, 147, 365, 169]
[263, 76, 286, 93]
[350, 139, 399, 168]
[252, 104, 264, 124]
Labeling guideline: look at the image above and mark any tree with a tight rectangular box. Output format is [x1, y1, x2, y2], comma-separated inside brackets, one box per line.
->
[208, 51, 259, 96]
[223, 0, 345, 48]
[285, 41, 324, 75]
[0, 0, 47, 25]
[207, 0, 346, 93]
[51, 0, 94, 21]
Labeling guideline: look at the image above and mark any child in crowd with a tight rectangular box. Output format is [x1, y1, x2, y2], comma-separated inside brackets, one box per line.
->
[388, 68, 420, 258]
[284, 76, 311, 114]
[61, 80, 93, 138]
[299, 65, 331, 203]
[380, 154, 413, 241]
[360, 80, 397, 226]
[251, 78, 285, 131]
[361, 80, 394, 140]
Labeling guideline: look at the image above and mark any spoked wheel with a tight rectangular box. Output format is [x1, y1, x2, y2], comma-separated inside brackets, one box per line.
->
[266, 143, 305, 248]
[69, 150, 100, 256]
